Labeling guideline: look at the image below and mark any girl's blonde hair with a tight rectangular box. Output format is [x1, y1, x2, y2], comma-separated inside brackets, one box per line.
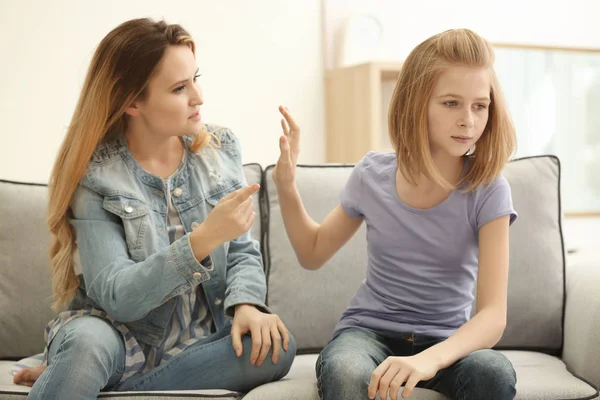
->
[388, 28, 517, 191]
[48, 18, 210, 310]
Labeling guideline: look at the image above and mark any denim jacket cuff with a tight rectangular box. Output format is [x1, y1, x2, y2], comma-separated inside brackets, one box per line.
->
[224, 289, 270, 319]
[172, 234, 214, 284]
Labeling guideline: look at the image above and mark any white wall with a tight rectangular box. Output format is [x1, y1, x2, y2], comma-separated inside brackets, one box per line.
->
[324, 0, 600, 69]
[0, 0, 325, 183]
[2, 0, 599, 251]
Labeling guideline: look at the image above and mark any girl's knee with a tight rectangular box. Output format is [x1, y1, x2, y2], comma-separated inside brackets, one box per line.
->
[317, 350, 374, 399]
[461, 350, 516, 398]
[467, 350, 515, 378]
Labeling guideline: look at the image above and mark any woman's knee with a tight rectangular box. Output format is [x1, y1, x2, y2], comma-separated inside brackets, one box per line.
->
[28, 318, 125, 399]
[224, 333, 297, 392]
[49, 317, 124, 372]
[277, 332, 297, 373]
[241, 332, 297, 376]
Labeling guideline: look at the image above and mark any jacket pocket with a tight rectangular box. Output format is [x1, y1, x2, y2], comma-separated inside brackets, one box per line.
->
[102, 194, 150, 258]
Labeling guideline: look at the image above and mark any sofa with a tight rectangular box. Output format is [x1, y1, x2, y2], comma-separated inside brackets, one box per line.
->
[1, 155, 599, 400]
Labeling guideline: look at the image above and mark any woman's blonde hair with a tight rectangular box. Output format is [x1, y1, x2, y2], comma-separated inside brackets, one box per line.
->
[48, 18, 210, 310]
[388, 28, 517, 192]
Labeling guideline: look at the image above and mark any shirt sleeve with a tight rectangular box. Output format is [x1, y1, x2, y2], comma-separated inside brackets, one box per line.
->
[340, 155, 366, 219]
[476, 174, 518, 230]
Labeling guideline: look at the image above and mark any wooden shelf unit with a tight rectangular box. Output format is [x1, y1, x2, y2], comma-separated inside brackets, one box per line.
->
[325, 61, 403, 163]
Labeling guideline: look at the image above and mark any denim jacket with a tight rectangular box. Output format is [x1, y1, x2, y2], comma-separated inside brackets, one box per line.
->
[67, 124, 266, 348]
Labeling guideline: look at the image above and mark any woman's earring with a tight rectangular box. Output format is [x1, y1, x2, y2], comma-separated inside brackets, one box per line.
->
[465, 144, 476, 156]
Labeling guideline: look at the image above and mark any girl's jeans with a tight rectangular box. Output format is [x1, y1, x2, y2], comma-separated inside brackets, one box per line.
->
[316, 327, 516, 400]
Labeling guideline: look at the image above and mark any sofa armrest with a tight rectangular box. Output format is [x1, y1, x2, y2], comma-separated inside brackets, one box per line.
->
[563, 252, 600, 388]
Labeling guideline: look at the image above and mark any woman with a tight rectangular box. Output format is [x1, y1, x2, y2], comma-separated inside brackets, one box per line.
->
[14, 17, 296, 399]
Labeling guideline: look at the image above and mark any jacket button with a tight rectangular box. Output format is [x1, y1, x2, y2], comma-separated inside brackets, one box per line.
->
[124, 205, 133, 214]
[191, 221, 200, 229]
[193, 272, 202, 279]
[173, 187, 183, 197]
[214, 298, 222, 305]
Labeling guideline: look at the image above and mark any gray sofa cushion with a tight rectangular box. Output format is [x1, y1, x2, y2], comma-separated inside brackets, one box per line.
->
[0, 180, 55, 360]
[487, 156, 565, 351]
[3, 351, 596, 400]
[0, 164, 264, 360]
[264, 156, 565, 353]
[241, 352, 597, 400]
[263, 166, 369, 352]
[0, 360, 241, 399]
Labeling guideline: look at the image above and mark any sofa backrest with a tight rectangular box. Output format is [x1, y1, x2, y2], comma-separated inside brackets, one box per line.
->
[0, 164, 264, 359]
[263, 156, 566, 354]
[0, 180, 55, 359]
[0, 156, 566, 359]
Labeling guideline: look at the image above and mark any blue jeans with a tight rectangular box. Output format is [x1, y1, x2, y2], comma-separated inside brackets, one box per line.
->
[316, 327, 516, 400]
[28, 316, 296, 399]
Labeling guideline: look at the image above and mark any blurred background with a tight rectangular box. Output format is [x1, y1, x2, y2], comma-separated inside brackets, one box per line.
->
[0, 0, 598, 251]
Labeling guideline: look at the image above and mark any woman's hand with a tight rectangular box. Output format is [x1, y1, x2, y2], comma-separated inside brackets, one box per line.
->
[273, 105, 300, 192]
[231, 304, 290, 367]
[368, 353, 442, 399]
[191, 184, 260, 260]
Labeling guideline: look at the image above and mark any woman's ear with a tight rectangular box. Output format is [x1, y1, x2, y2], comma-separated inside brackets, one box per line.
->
[124, 101, 142, 117]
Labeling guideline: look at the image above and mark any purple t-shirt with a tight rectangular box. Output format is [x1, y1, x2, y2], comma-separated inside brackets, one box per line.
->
[334, 151, 517, 338]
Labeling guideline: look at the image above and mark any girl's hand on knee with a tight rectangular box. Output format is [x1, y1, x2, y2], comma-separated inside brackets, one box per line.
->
[13, 365, 46, 387]
[231, 304, 290, 367]
[368, 354, 440, 399]
[273, 105, 300, 192]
